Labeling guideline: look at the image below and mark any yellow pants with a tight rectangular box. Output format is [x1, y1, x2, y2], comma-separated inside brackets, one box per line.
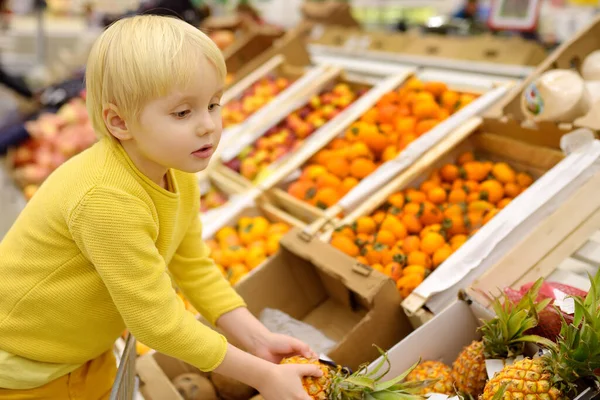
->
[0, 351, 117, 400]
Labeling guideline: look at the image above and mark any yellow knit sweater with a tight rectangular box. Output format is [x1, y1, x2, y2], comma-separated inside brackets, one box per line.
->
[0, 137, 246, 389]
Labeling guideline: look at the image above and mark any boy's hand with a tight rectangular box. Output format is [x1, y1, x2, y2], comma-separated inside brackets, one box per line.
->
[251, 332, 318, 364]
[258, 363, 323, 400]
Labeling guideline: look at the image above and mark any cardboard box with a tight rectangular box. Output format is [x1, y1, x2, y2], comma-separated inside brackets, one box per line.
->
[499, 15, 600, 130]
[235, 226, 411, 370]
[136, 224, 411, 399]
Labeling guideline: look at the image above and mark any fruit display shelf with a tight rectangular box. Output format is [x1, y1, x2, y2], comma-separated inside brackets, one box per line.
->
[211, 65, 387, 192]
[266, 72, 505, 225]
[319, 118, 600, 328]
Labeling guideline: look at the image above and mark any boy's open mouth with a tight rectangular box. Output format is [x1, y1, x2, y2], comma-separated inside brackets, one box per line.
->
[192, 144, 214, 159]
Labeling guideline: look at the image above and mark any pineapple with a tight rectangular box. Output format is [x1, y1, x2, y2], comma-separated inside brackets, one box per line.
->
[451, 278, 551, 397]
[281, 347, 432, 400]
[482, 271, 600, 400]
[406, 360, 454, 395]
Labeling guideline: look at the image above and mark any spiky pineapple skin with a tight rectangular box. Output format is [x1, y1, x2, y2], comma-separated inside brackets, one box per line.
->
[451, 340, 488, 397]
[481, 358, 564, 400]
[407, 361, 455, 395]
[281, 356, 330, 400]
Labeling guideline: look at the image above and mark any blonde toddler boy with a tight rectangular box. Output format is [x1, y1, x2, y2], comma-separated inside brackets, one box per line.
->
[0, 15, 321, 400]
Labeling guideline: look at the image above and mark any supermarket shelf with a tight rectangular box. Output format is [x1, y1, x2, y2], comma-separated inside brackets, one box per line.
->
[308, 43, 535, 80]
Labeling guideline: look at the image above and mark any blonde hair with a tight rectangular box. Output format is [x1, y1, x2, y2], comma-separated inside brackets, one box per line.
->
[85, 15, 226, 138]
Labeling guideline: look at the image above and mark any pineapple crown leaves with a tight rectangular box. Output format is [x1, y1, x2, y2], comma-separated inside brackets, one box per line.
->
[328, 346, 428, 400]
[480, 278, 551, 359]
[517, 271, 600, 395]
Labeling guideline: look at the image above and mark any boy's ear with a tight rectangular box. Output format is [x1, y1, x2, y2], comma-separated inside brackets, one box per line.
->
[103, 104, 131, 141]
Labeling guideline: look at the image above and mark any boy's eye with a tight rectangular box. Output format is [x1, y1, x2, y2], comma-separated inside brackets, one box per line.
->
[173, 110, 191, 118]
[209, 103, 221, 112]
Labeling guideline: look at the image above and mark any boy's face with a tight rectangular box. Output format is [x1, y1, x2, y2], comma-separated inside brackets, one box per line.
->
[124, 56, 224, 181]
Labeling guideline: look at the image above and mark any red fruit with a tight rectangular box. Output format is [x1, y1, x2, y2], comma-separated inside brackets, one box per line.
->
[527, 307, 573, 342]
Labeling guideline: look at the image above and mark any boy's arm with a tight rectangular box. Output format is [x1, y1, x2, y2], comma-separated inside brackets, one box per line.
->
[69, 186, 231, 372]
[168, 211, 247, 326]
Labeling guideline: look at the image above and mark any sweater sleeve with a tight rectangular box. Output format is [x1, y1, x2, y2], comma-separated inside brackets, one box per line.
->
[168, 212, 247, 326]
[68, 186, 228, 372]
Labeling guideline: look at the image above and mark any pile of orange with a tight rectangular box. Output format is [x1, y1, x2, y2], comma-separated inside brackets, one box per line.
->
[206, 216, 291, 285]
[330, 151, 534, 298]
[287, 77, 478, 210]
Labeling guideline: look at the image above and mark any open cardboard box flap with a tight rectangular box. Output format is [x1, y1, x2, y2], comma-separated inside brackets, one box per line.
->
[499, 15, 600, 131]
[235, 226, 411, 369]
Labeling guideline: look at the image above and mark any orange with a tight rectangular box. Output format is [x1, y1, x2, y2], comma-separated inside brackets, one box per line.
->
[405, 190, 427, 204]
[419, 180, 438, 194]
[429, 169, 442, 184]
[440, 164, 459, 182]
[397, 274, 424, 299]
[461, 161, 488, 182]
[402, 235, 421, 253]
[402, 213, 423, 234]
[444, 203, 464, 218]
[463, 180, 479, 193]
[333, 225, 355, 240]
[383, 217, 408, 241]
[381, 145, 398, 162]
[504, 182, 521, 198]
[516, 172, 533, 188]
[403, 266, 427, 279]
[371, 263, 385, 274]
[483, 208, 500, 225]
[492, 162, 516, 184]
[415, 119, 438, 136]
[497, 198, 512, 209]
[246, 246, 267, 270]
[404, 202, 421, 216]
[437, 108, 450, 121]
[420, 232, 446, 256]
[424, 81, 448, 97]
[407, 251, 432, 268]
[375, 230, 396, 248]
[314, 187, 340, 209]
[479, 180, 505, 204]
[457, 151, 475, 165]
[326, 157, 351, 179]
[356, 256, 369, 266]
[355, 216, 377, 235]
[372, 210, 387, 225]
[448, 188, 467, 204]
[419, 224, 442, 239]
[301, 165, 328, 181]
[363, 132, 390, 154]
[340, 177, 359, 195]
[316, 173, 342, 189]
[432, 245, 452, 268]
[445, 215, 468, 236]
[383, 262, 403, 281]
[458, 93, 476, 108]
[441, 90, 459, 111]
[397, 133, 417, 150]
[347, 142, 374, 160]
[420, 202, 444, 226]
[388, 193, 405, 209]
[405, 77, 425, 91]
[427, 187, 447, 205]
[413, 101, 440, 119]
[288, 180, 317, 201]
[350, 158, 378, 179]
[363, 243, 387, 265]
[395, 116, 417, 134]
[331, 235, 360, 257]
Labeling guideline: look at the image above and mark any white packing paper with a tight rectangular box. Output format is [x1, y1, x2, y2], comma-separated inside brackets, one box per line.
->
[259, 308, 338, 356]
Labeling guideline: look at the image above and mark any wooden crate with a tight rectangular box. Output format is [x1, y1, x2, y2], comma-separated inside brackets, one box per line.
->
[266, 73, 498, 225]
[297, 117, 589, 328]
